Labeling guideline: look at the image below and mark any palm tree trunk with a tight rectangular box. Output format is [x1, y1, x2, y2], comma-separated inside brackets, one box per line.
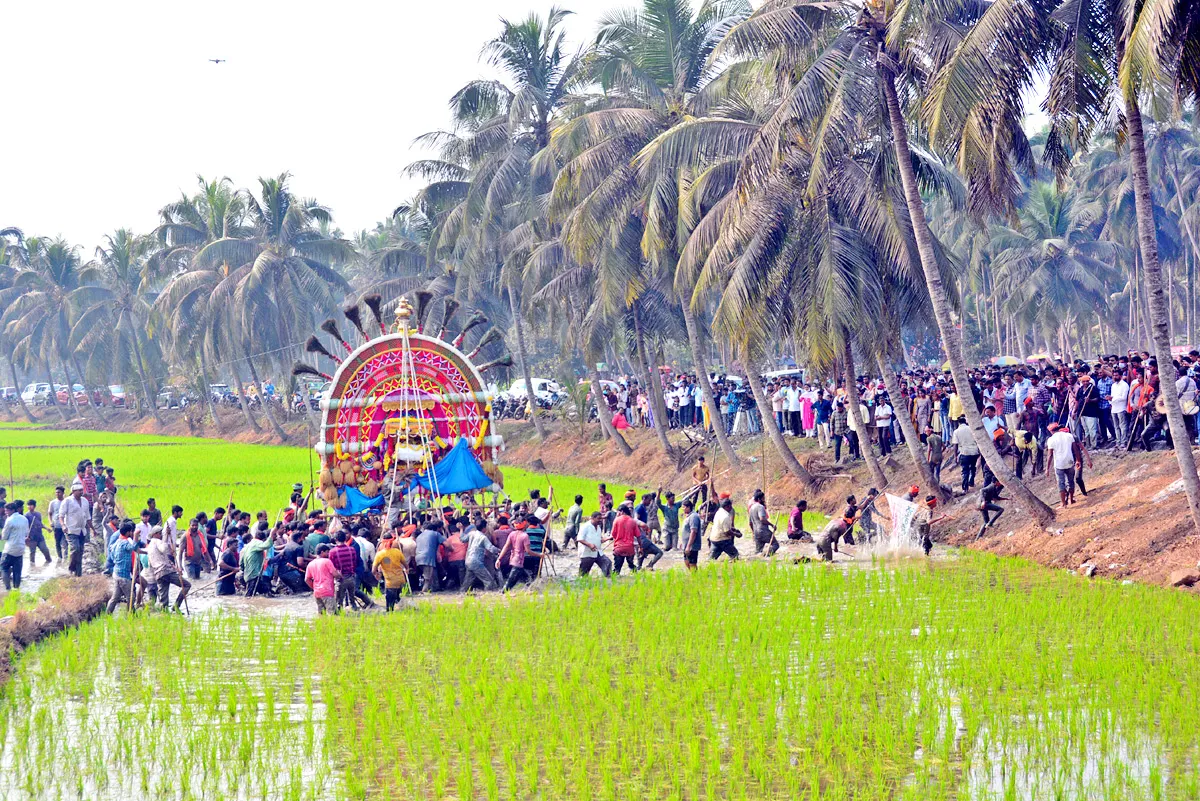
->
[231, 369, 261, 432]
[200, 355, 224, 433]
[71, 356, 108, 423]
[679, 297, 739, 466]
[744, 364, 817, 488]
[1128, 98, 1200, 531]
[128, 330, 165, 426]
[842, 338, 888, 491]
[507, 285, 546, 440]
[245, 357, 289, 443]
[876, 351, 951, 503]
[881, 66, 1054, 525]
[632, 302, 675, 459]
[42, 358, 68, 421]
[590, 367, 633, 456]
[58, 356, 85, 418]
[8, 359, 36, 423]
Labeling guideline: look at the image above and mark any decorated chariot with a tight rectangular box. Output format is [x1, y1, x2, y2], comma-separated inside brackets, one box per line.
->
[293, 291, 511, 516]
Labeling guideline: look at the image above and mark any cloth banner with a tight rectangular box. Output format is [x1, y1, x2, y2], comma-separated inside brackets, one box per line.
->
[884, 493, 920, 550]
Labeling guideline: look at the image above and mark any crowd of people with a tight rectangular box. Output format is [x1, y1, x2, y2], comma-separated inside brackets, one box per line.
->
[1, 448, 931, 615]
[4, 349, 1189, 611]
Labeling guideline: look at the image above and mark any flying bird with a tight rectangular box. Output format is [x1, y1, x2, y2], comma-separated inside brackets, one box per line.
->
[208, 59, 225, 64]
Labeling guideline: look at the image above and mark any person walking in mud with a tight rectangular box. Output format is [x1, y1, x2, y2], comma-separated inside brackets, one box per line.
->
[105, 521, 141, 613]
[976, 480, 1009, 538]
[748, 490, 777, 556]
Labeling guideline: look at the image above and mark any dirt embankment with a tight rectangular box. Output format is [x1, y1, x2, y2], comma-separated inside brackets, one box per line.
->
[500, 423, 1200, 590]
[14, 406, 1200, 590]
[0, 576, 110, 688]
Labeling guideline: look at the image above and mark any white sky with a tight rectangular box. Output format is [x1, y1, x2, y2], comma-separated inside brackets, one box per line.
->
[4, 1, 1050, 254]
[1, 0, 614, 252]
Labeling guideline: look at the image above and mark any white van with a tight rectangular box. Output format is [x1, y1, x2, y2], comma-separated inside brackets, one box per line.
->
[506, 378, 562, 403]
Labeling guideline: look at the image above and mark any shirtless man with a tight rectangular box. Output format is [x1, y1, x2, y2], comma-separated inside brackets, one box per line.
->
[691, 456, 711, 503]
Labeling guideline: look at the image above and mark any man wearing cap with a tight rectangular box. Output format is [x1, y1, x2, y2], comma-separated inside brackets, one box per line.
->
[59, 479, 92, 577]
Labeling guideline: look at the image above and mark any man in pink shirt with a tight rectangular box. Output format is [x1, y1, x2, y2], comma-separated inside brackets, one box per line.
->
[304, 543, 341, 615]
[497, 523, 530, 592]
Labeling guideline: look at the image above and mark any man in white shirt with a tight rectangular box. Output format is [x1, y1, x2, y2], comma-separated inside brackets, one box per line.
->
[1110, 375, 1131, 446]
[1046, 422, 1081, 508]
[147, 527, 190, 611]
[786, 379, 803, 436]
[59, 480, 92, 577]
[770, 383, 787, 433]
[47, 485, 67, 563]
[577, 510, 611, 577]
[950, 420, 981, 492]
[134, 509, 155, 547]
[710, 497, 740, 561]
[164, 505, 183, 552]
[874, 397, 894, 456]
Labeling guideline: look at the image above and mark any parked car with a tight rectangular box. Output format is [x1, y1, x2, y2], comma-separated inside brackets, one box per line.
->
[56, 383, 89, 405]
[506, 378, 563, 404]
[108, 385, 126, 407]
[0, 387, 17, 403]
[155, 389, 190, 409]
[21, 383, 53, 405]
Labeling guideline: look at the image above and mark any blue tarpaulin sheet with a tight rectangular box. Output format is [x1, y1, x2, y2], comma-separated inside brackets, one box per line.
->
[409, 437, 495, 496]
[335, 486, 386, 516]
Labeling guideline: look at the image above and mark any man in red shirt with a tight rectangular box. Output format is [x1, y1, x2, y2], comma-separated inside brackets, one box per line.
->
[610, 505, 643, 575]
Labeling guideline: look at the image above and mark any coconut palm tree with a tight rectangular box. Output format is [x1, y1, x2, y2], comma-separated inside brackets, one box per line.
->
[923, 0, 1200, 528]
[0, 229, 37, 423]
[0, 237, 88, 422]
[72, 229, 165, 425]
[153, 177, 261, 432]
[191, 173, 355, 441]
[546, 0, 753, 462]
[989, 183, 1122, 353]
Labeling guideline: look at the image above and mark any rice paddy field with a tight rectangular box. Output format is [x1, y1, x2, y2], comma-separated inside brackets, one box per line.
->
[1, 555, 1198, 800]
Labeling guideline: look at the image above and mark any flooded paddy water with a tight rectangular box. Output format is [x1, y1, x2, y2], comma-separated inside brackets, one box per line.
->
[0, 553, 1197, 801]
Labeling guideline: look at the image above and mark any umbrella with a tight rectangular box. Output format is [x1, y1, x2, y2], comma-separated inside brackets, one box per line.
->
[1025, 352, 1050, 363]
[991, 355, 1021, 366]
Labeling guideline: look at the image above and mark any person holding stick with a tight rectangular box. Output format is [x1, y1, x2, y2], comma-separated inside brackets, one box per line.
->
[748, 489, 778, 556]
[106, 521, 141, 614]
[148, 526, 190, 612]
[681, 499, 703, 570]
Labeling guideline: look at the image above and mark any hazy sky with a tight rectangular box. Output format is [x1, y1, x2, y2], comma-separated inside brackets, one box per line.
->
[2, 0, 615, 252]
[4, 2, 1050, 254]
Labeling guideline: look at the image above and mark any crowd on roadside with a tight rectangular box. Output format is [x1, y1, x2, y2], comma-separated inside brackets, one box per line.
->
[597, 349, 1196, 466]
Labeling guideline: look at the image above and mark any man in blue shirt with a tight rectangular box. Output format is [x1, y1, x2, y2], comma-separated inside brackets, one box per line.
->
[106, 521, 142, 613]
[1095, 368, 1115, 448]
